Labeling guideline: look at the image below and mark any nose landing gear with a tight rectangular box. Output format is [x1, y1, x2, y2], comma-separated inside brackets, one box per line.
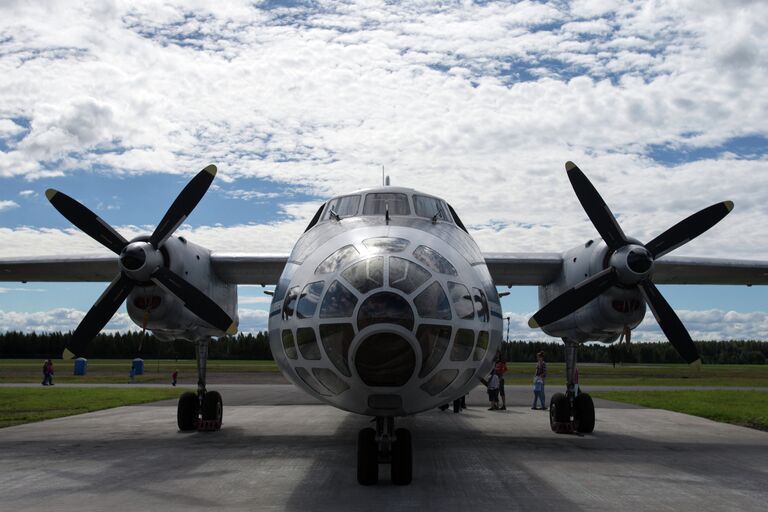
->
[177, 337, 223, 432]
[357, 417, 412, 485]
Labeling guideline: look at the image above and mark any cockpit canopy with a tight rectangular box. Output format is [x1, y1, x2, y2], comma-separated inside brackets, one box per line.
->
[318, 188, 456, 225]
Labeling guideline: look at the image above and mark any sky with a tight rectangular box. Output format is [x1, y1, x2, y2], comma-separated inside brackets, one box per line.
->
[0, 0, 767, 342]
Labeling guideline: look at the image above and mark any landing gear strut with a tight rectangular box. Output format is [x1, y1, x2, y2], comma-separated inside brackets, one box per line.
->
[177, 337, 223, 432]
[357, 417, 412, 485]
[549, 339, 595, 434]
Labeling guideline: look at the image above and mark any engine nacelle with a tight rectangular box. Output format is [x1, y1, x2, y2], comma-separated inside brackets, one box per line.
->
[538, 239, 645, 343]
[126, 236, 238, 341]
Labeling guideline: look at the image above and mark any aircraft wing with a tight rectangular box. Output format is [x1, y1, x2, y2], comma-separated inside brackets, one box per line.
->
[0, 255, 119, 282]
[483, 253, 768, 286]
[0, 253, 291, 285]
[2, 252, 767, 287]
[209, 253, 289, 285]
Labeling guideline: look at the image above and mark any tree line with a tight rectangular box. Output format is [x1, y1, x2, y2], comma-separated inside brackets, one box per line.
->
[1, 330, 766, 364]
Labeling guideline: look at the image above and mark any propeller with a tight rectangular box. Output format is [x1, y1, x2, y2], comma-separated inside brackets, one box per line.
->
[47, 165, 236, 359]
[528, 161, 733, 366]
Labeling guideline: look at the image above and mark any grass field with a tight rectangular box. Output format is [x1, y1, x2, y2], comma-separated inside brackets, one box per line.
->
[0, 358, 279, 384]
[591, 390, 768, 431]
[0, 387, 183, 428]
[1, 359, 767, 386]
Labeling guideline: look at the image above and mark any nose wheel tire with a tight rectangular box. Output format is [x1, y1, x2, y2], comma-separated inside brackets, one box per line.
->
[357, 427, 378, 485]
[177, 391, 198, 431]
[573, 392, 595, 433]
[391, 428, 412, 485]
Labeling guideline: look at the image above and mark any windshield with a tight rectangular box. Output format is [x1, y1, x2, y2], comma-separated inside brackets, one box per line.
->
[324, 195, 361, 219]
[362, 193, 410, 215]
[413, 195, 449, 221]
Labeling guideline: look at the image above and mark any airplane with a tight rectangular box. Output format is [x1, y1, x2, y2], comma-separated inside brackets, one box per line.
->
[2, 161, 767, 486]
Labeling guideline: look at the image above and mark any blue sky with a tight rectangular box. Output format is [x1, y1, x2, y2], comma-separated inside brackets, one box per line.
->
[1, 0, 767, 340]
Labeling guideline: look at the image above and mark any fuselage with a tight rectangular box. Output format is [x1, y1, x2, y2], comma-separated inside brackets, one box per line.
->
[268, 187, 503, 416]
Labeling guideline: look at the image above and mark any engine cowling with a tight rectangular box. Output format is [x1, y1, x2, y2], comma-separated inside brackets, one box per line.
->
[126, 236, 238, 341]
[537, 240, 645, 343]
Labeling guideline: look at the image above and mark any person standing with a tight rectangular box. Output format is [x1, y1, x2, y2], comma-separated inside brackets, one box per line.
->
[47, 359, 54, 385]
[494, 352, 508, 410]
[41, 360, 49, 386]
[532, 351, 547, 410]
[171, 369, 178, 386]
[487, 370, 500, 411]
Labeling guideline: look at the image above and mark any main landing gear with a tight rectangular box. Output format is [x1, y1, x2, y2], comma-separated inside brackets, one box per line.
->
[177, 338, 223, 432]
[357, 417, 412, 485]
[549, 339, 595, 434]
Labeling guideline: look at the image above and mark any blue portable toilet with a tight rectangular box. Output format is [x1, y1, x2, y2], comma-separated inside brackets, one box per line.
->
[132, 358, 145, 376]
[73, 357, 88, 376]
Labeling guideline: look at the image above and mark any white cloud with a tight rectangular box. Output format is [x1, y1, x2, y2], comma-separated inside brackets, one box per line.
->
[0, 287, 46, 293]
[0, 308, 135, 333]
[18, 189, 37, 198]
[0, 200, 20, 212]
[1, 1, 767, 339]
[504, 309, 768, 342]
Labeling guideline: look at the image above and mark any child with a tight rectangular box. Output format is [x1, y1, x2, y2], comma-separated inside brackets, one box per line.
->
[487, 370, 500, 411]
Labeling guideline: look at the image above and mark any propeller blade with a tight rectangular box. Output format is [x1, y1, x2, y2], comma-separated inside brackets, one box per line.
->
[151, 265, 237, 335]
[46, 189, 128, 255]
[566, 161, 628, 251]
[645, 201, 734, 259]
[149, 165, 217, 249]
[638, 280, 700, 365]
[65, 273, 134, 358]
[529, 267, 618, 328]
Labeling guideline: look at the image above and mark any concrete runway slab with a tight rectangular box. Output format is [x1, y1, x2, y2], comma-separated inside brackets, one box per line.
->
[1, 385, 767, 512]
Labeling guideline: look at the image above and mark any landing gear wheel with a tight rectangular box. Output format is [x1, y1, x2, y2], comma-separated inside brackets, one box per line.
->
[357, 427, 378, 485]
[391, 428, 412, 485]
[177, 391, 198, 431]
[573, 392, 595, 433]
[201, 391, 223, 431]
[549, 392, 570, 432]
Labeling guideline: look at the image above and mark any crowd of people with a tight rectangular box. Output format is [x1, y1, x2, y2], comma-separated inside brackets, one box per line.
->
[443, 350, 550, 413]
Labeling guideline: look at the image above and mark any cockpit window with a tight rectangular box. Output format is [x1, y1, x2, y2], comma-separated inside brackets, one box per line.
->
[296, 327, 321, 360]
[448, 282, 474, 320]
[357, 292, 415, 331]
[414, 282, 452, 320]
[417, 325, 451, 378]
[389, 257, 431, 294]
[282, 330, 297, 359]
[473, 287, 490, 322]
[341, 257, 383, 294]
[319, 280, 358, 318]
[451, 329, 474, 361]
[420, 369, 458, 396]
[363, 193, 410, 215]
[473, 331, 489, 361]
[323, 195, 360, 219]
[413, 245, 457, 276]
[413, 195, 449, 222]
[282, 286, 300, 319]
[296, 281, 324, 319]
[319, 323, 354, 377]
[312, 368, 350, 395]
[316, 245, 360, 275]
[295, 367, 332, 396]
[363, 237, 410, 253]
